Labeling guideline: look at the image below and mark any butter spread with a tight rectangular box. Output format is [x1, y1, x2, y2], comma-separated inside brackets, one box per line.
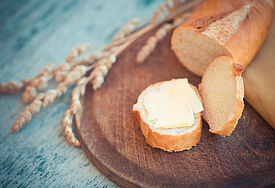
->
[143, 79, 203, 129]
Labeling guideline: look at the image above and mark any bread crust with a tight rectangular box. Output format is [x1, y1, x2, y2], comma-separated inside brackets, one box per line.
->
[132, 81, 203, 152]
[199, 56, 244, 136]
[171, 0, 274, 75]
[132, 111, 202, 152]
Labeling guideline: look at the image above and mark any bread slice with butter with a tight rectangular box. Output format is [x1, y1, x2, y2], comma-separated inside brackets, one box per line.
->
[132, 79, 203, 152]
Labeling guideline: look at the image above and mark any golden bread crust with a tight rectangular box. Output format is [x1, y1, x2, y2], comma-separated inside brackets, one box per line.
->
[132, 82, 203, 152]
[132, 110, 202, 152]
[171, 0, 274, 76]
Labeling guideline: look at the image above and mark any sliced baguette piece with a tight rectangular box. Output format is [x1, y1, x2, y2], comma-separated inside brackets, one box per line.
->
[199, 56, 244, 136]
[132, 79, 203, 152]
[171, 0, 274, 76]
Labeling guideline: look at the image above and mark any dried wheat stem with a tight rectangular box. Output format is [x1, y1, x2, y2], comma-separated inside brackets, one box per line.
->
[113, 18, 140, 41]
[4, 43, 90, 97]
[21, 86, 38, 104]
[62, 65, 89, 85]
[29, 64, 55, 88]
[90, 55, 117, 90]
[34, 64, 55, 78]
[54, 44, 97, 83]
[136, 12, 191, 64]
[0, 64, 53, 100]
[89, 26, 156, 89]
[66, 43, 90, 63]
[53, 63, 72, 83]
[71, 79, 87, 113]
[54, 61, 87, 84]
[151, 0, 201, 25]
[43, 89, 63, 107]
[44, 64, 90, 107]
[62, 76, 94, 147]
[12, 64, 92, 133]
[9, 0, 202, 146]
[63, 51, 117, 146]
[12, 88, 62, 133]
[62, 108, 80, 147]
[0, 80, 25, 94]
[63, 0, 197, 79]
[72, 50, 109, 66]
[152, 0, 178, 24]
[12, 93, 44, 133]
[27, 64, 55, 90]
[54, 50, 108, 83]
[172, 11, 191, 27]
[136, 23, 172, 63]
[107, 0, 199, 63]
[20, 64, 54, 104]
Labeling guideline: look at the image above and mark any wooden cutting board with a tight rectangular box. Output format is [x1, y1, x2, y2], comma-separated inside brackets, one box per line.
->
[75, 27, 275, 187]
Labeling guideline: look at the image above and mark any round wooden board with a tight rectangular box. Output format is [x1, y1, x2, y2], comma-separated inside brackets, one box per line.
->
[75, 29, 275, 187]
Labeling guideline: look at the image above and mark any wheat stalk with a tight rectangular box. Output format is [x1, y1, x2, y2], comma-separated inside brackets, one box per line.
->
[63, 76, 91, 146]
[0, 80, 26, 93]
[63, 53, 117, 146]
[152, 0, 186, 24]
[1, 0, 201, 147]
[113, 18, 140, 41]
[66, 43, 90, 63]
[136, 12, 191, 64]
[12, 64, 92, 132]
[12, 93, 45, 133]
[136, 23, 173, 63]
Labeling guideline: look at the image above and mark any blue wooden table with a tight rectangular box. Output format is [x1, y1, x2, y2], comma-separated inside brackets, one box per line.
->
[0, 1, 164, 187]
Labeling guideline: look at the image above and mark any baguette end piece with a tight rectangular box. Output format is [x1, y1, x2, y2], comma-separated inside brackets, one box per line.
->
[199, 56, 244, 136]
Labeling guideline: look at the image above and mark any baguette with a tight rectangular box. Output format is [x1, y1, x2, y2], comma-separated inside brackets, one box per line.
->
[172, 0, 273, 136]
[171, 0, 274, 76]
[132, 79, 203, 152]
[243, 10, 275, 129]
[199, 56, 244, 136]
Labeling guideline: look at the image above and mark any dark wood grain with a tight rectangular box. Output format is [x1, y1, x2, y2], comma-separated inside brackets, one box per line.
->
[75, 29, 275, 188]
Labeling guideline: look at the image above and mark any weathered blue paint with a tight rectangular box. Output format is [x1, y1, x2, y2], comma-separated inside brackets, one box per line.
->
[0, 0, 163, 187]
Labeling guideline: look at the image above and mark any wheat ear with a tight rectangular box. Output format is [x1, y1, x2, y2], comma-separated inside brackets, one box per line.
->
[66, 43, 90, 63]
[0, 64, 54, 97]
[136, 23, 173, 63]
[7, 0, 201, 147]
[12, 93, 45, 133]
[136, 12, 191, 64]
[113, 18, 140, 41]
[0, 80, 26, 93]
[12, 64, 92, 132]
[63, 76, 91, 147]
[20, 64, 55, 104]
[152, 0, 180, 24]
[54, 50, 107, 83]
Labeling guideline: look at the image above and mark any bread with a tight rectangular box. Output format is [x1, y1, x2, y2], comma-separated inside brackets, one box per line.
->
[199, 56, 244, 136]
[171, 0, 274, 77]
[171, 0, 273, 135]
[132, 79, 203, 152]
[243, 10, 275, 129]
